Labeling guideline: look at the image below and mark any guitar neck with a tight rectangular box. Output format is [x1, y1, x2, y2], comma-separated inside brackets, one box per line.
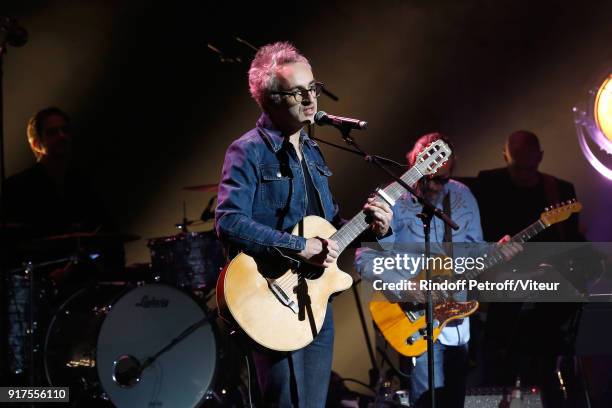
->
[461, 218, 547, 281]
[331, 167, 423, 253]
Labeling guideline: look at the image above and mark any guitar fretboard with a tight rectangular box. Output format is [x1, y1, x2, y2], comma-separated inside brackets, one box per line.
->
[461, 218, 547, 281]
[331, 167, 424, 253]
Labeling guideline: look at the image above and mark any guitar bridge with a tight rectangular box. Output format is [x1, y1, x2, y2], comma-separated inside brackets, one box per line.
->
[269, 280, 299, 314]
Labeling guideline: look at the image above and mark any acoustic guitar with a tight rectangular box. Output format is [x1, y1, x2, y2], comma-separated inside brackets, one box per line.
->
[217, 140, 452, 351]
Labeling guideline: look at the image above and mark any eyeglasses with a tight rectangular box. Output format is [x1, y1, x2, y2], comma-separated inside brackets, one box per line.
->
[270, 82, 323, 103]
[427, 175, 450, 185]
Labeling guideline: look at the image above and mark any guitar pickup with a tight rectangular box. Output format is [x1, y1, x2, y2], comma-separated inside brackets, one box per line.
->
[269, 280, 299, 314]
[419, 320, 440, 332]
[417, 320, 441, 337]
[406, 333, 421, 345]
[406, 311, 419, 322]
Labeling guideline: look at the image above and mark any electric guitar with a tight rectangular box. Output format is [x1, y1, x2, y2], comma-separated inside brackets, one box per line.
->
[369, 200, 582, 357]
[216, 140, 452, 351]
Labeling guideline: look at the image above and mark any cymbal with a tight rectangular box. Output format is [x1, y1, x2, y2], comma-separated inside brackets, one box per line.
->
[37, 232, 141, 243]
[182, 183, 219, 193]
[22, 232, 141, 251]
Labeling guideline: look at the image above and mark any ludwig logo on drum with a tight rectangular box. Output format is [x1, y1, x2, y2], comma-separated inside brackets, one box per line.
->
[134, 295, 169, 308]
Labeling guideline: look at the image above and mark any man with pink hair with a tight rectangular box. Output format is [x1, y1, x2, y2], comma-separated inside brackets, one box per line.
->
[215, 42, 393, 406]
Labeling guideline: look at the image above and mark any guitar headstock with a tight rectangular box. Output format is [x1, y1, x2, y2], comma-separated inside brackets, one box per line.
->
[414, 139, 452, 176]
[540, 199, 582, 226]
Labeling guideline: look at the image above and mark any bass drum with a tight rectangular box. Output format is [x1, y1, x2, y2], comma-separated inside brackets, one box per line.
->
[44, 283, 217, 407]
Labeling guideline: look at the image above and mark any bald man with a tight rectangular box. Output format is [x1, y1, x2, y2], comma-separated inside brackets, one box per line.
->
[476, 130, 581, 242]
[474, 130, 583, 406]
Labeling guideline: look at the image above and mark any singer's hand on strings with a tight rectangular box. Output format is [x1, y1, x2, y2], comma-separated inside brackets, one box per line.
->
[298, 237, 339, 268]
[364, 197, 393, 237]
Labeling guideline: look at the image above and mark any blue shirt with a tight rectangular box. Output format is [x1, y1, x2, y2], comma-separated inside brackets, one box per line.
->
[356, 179, 484, 345]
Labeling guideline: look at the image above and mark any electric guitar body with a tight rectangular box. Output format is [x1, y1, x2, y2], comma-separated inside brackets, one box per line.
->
[370, 200, 582, 357]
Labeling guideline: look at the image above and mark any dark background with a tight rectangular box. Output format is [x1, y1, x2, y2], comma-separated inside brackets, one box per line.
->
[2, 0, 612, 388]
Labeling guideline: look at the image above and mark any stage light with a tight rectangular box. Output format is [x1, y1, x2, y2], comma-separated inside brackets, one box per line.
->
[574, 71, 612, 180]
[594, 74, 612, 141]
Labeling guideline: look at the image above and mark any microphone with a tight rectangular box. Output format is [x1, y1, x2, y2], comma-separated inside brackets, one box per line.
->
[314, 111, 367, 131]
[0, 17, 28, 47]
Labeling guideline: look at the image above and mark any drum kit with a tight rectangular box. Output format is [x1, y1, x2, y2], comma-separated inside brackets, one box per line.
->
[1, 184, 249, 407]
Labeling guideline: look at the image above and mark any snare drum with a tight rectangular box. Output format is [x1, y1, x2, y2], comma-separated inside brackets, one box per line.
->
[148, 231, 225, 293]
[44, 283, 218, 407]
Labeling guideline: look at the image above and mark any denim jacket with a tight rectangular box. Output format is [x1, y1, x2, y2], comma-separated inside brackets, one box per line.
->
[215, 114, 342, 258]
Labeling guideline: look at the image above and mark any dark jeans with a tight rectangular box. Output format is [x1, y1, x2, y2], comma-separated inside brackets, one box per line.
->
[404, 342, 468, 408]
[252, 303, 334, 407]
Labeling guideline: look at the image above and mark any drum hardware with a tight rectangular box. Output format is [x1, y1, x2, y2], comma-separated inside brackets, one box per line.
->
[113, 355, 141, 388]
[200, 194, 217, 222]
[178, 184, 218, 228]
[8, 254, 80, 275]
[1, 198, 247, 406]
[176, 200, 193, 233]
[25, 261, 38, 387]
[173, 204, 214, 232]
[23, 231, 140, 251]
[112, 314, 212, 389]
[174, 218, 207, 232]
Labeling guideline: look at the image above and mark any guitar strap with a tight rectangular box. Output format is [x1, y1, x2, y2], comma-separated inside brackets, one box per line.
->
[443, 192, 453, 257]
[443, 192, 461, 305]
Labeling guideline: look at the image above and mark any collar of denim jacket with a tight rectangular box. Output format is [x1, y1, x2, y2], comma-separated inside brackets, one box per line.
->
[256, 113, 313, 153]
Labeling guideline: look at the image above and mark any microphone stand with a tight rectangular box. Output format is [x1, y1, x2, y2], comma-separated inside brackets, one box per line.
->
[1, 21, 17, 386]
[1, 18, 29, 385]
[0, 33, 6, 387]
[321, 125, 457, 408]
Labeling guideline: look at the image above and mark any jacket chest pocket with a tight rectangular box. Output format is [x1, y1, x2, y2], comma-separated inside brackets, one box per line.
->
[311, 162, 333, 202]
[313, 162, 333, 178]
[259, 164, 294, 207]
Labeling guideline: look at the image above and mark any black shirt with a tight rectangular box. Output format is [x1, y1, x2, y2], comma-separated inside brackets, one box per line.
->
[474, 167, 581, 242]
[2, 163, 112, 237]
[301, 158, 324, 217]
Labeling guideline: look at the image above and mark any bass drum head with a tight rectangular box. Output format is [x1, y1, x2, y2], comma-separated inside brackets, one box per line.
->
[97, 284, 217, 408]
[44, 283, 129, 406]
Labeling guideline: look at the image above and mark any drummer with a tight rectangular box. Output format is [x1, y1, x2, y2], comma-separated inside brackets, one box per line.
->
[1, 107, 124, 275]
